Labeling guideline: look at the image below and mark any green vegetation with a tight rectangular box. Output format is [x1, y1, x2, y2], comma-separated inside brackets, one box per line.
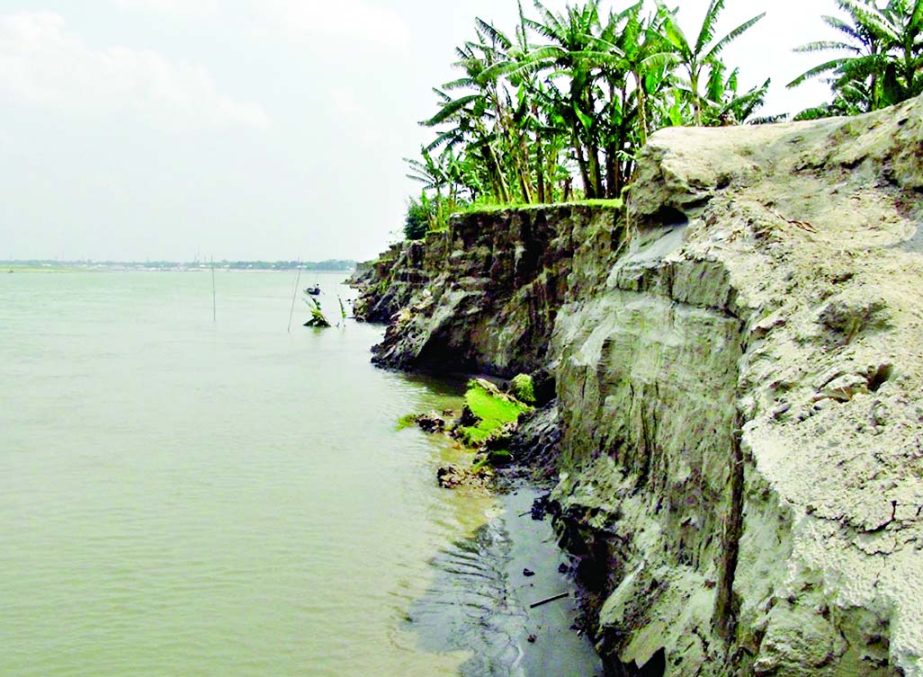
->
[395, 0, 920, 237]
[395, 380, 535, 473]
[396, 413, 419, 431]
[510, 374, 537, 404]
[788, 0, 922, 118]
[462, 198, 622, 215]
[458, 379, 532, 446]
[303, 298, 331, 328]
[403, 199, 431, 240]
[403, 0, 768, 233]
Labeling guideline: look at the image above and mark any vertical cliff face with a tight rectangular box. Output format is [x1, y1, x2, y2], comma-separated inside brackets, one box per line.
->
[552, 95, 923, 675]
[362, 205, 623, 376]
[359, 94, 923, 675]
[551, 247, 746, 669]
[351, 240, 429, 322]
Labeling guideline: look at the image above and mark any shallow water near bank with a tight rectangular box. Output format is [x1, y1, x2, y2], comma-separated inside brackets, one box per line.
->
[0, 270, 595, 675]
[409, 486, 602, 676]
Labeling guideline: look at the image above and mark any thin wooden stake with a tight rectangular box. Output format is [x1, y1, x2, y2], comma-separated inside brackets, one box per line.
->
[529, 592, 569, 609]
[287, 266, 302, 333]
[211, 258, 216, 323]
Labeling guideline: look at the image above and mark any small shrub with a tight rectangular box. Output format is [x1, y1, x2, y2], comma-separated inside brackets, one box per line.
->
[304, 298, 331, 327]
[404, 199, 430, 240]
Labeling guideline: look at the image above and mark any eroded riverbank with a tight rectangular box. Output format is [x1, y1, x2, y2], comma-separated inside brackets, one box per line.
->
[353, 95, 923, 674]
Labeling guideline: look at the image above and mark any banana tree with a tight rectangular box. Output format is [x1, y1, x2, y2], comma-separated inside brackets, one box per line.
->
[704, 61, 771, 124]
[422, 86, 511, 203]
[788, 0, 921, 111]
[657, 0, 766, 125]
[480, 0, 626, 198]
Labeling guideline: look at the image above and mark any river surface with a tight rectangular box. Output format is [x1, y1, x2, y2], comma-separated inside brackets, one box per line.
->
[0, 270, 599, 676]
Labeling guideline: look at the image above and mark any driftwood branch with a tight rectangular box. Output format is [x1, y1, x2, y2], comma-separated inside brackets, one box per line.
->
[529, 592, 569, 609]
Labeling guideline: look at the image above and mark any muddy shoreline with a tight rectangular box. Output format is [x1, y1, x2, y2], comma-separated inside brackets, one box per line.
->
[407, 481, 602, 676]
[366, 326, 605, 674]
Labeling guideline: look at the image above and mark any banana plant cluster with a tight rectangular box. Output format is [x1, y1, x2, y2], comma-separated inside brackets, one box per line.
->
[403, 0, 769, 237]
[789, 0, 922, 118]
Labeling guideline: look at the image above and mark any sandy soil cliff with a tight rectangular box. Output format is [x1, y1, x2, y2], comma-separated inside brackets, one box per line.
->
[355, 94, 923, 675]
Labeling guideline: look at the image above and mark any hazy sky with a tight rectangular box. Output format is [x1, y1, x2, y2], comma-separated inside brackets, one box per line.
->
[0, 0, 837, 262]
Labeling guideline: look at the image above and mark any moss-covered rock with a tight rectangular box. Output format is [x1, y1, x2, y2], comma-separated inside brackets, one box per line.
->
[456, 379, 531, 447]
[510, 374, 536, 404]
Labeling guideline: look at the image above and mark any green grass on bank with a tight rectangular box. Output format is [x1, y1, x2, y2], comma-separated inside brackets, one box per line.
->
[404, 200, 625, 241]
[459, 198, 623, 216]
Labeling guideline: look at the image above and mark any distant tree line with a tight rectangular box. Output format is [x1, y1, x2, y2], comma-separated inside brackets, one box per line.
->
[219, 260, 357, 271]
[3, 260, 357, 271]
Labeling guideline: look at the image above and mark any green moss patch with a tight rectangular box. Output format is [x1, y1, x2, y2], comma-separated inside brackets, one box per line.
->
[458, 379, 531, 446]
[396, 414, 418, 431]
[510, 374, 536, 404]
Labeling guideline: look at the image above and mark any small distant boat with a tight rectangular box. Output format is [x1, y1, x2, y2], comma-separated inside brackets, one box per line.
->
[304, 284, 321, 296]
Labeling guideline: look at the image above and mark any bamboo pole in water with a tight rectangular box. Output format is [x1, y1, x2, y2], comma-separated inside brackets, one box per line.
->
[287, 266, 302, 333]
[210, 259, 217, 323]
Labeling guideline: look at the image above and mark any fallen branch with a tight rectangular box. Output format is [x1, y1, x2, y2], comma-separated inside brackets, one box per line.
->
[768, 207, 817, 233]
[529, 592, 569, 609]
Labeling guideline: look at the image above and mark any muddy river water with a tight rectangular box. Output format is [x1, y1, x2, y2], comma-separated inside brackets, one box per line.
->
[0, 270, 599, 676]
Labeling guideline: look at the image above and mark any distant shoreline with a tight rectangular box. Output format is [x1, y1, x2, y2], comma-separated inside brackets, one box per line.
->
[2, 260, 356, 273]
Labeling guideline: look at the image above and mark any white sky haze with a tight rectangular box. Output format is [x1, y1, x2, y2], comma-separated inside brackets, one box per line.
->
[0, 0, 839, 261]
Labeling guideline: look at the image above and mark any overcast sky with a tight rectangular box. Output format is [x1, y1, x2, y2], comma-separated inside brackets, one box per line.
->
[0, 0, 837, 262]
